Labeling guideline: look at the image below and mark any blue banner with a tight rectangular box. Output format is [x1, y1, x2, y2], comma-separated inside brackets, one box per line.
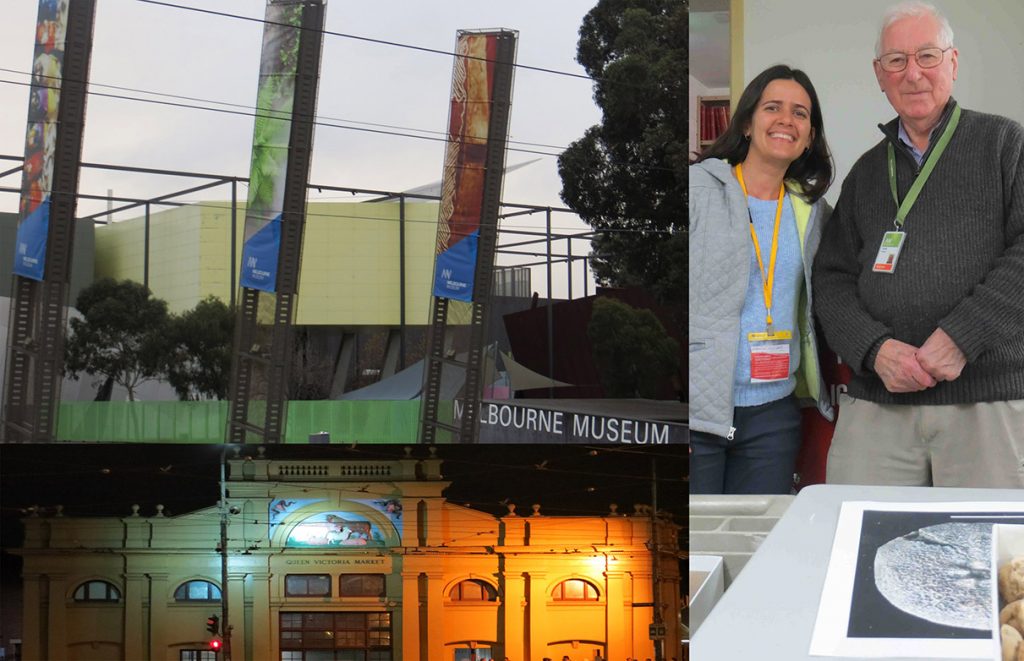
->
[13, 196, 50, 280]
[239, 213, 281, 291]
[432, 231, 478, 302]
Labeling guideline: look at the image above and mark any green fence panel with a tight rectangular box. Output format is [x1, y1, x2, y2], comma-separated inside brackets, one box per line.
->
[284, 400, 422, 443]
[57, 401, 228, 442]
[55, 400, 422, 443]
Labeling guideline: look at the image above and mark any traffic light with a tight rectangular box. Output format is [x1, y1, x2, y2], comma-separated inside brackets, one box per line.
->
[206, 614, 220, 635]
[209, 638, 222, 652]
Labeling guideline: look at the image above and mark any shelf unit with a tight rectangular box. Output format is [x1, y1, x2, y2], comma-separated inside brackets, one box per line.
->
[698, 95, 731, 149]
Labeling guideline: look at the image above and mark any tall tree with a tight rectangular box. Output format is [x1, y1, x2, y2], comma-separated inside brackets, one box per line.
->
[559, 0, 686, 320]
[587, 296, 680, 398]
[163, 296, 235, 401]
[64, 278, 171, 401]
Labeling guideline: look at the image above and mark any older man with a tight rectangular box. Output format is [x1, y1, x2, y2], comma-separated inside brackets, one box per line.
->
[812, 1, 1024, 487]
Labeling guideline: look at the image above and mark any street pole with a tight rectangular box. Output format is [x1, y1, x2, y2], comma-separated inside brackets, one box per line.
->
[651, 456, 665, 661]
[220, 446, 232, 660]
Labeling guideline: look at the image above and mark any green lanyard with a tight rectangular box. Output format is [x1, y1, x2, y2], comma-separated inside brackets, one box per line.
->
[887, 104, 961, 229]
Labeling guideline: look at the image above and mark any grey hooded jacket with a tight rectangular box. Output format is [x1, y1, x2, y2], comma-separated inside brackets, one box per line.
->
[689, 158, 834, 439]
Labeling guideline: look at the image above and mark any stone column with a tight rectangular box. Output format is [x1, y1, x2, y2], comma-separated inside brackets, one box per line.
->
[605, 570, 625, 661]
[399, 571, 421, 661]
[21, 573, 42, 661]
[500, 567, 525, 661]
[147, 573, 169, 661]
[421, 500, 445, 546]
[123, 571, 145, 660]
[525, 570, 547, 661]
[631, 570, 654, 658]
[250, 572, 272, 659]
[424, 572, 445, 661]
[46, 574, 67, 661]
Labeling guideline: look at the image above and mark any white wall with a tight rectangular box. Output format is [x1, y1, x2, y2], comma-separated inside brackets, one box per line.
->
[689, 74, 730, 159]
[743, 0, 1024, 204]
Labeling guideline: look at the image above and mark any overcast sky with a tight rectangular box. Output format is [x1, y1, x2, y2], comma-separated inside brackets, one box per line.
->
[0, 0, 604, 296]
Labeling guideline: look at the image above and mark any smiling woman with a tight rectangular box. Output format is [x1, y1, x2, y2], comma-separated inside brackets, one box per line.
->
[688, 64, 836, 495]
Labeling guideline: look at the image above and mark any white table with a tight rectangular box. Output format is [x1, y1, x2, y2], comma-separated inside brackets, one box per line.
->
[691, 484, 1024, 661]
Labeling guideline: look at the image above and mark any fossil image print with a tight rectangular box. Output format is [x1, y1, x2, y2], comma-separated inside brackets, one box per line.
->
[874, 522, 992, 630]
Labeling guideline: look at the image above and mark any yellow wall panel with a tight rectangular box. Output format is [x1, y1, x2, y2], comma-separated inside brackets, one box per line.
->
[94, 201, 440, 323]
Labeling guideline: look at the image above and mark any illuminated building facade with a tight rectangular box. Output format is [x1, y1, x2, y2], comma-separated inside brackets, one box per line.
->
[14, 452, 682, 660]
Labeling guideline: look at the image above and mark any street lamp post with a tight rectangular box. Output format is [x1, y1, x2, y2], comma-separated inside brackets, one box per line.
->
[651, 456, 665, 661]
[220, 446, 232, 660]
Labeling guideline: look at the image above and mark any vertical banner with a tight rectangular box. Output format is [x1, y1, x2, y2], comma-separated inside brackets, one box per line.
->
[239, 1, 304, 293]
[431, 32, 499, 302]
[4, 0, 95, 441]
[12, 0, 71, 280]
[227, 0, 324, 444]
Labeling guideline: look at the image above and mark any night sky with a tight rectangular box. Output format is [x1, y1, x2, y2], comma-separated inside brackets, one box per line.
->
[0, 443, 686, 585]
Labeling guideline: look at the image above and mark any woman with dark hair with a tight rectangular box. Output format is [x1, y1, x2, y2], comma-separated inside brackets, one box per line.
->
[689, 65, 835, 494]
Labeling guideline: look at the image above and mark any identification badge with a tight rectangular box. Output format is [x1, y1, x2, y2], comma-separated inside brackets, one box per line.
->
[749, 341, 791, 383]
[872, 230, 906, 273]
[747, 329, 793, 342]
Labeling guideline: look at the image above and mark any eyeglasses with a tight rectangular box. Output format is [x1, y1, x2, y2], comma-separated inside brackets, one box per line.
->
[876, 46, 952, 73]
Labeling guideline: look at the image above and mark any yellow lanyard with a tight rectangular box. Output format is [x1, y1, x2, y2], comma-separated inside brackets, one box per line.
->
[735, 163, 785, 333]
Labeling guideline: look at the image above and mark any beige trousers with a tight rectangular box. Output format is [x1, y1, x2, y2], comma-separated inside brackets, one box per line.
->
[825, 395, 1024, 488]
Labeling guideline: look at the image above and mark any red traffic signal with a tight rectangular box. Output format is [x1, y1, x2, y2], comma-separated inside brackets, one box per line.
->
[209, 638, 222, 651]
[206, 614, 220, 635]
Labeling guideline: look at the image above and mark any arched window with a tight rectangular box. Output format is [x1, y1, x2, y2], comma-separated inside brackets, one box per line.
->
[174, 580, 222, 602]
[551, 578, 600, 601]
[73, 580, 121, 602]
[451, 579, 498, 602]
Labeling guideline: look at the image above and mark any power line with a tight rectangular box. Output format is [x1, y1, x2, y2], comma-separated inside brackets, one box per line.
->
[0, 73, 681, 179]
[137, 0, 597, 83]
[0, 188, 673, 237]
[136, 0, 684, 101]
[0, 169, 678, 236]
[0, 67, 573, 153]
[1, 455, 685, 493]
[3, 47, 681, 174]
[0, 77, 564, 159]
[1, 451, 685, 515]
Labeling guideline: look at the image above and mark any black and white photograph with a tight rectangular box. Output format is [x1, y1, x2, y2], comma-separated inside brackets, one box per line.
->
[810, 501, 1024, 659]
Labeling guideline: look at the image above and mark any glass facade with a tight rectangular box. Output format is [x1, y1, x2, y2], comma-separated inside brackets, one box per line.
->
[338, 574, 385, 598]
[286, 574, 333, 597]
[451, 579, 498, 602]
[73, 580, 121, 602]
[280, 611, 392, 661]
[174, 580, 222, 601]
[552, 578, 600, 601]
[180, 651, 217, 661]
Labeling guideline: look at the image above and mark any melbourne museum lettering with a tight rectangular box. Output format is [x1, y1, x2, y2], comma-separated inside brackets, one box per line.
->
[453, 401, 685, 444]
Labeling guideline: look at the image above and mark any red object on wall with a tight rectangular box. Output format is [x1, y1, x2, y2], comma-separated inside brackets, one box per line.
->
[795, 342, 853, 490]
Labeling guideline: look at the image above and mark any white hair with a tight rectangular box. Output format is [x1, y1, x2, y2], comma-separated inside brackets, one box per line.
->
[875, 1, 955, 57]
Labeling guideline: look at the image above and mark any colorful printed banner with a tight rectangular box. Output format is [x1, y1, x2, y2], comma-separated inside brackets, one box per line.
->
[13, 0, 70, 280]
[239, 1, 304, 292]
[430, 33, 499, 302]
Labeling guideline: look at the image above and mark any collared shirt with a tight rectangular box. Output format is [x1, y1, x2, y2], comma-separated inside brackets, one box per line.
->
[898, 120, 937, 166]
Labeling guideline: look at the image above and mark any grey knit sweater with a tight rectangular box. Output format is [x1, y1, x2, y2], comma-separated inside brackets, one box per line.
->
[812, 100, 1024, 404]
